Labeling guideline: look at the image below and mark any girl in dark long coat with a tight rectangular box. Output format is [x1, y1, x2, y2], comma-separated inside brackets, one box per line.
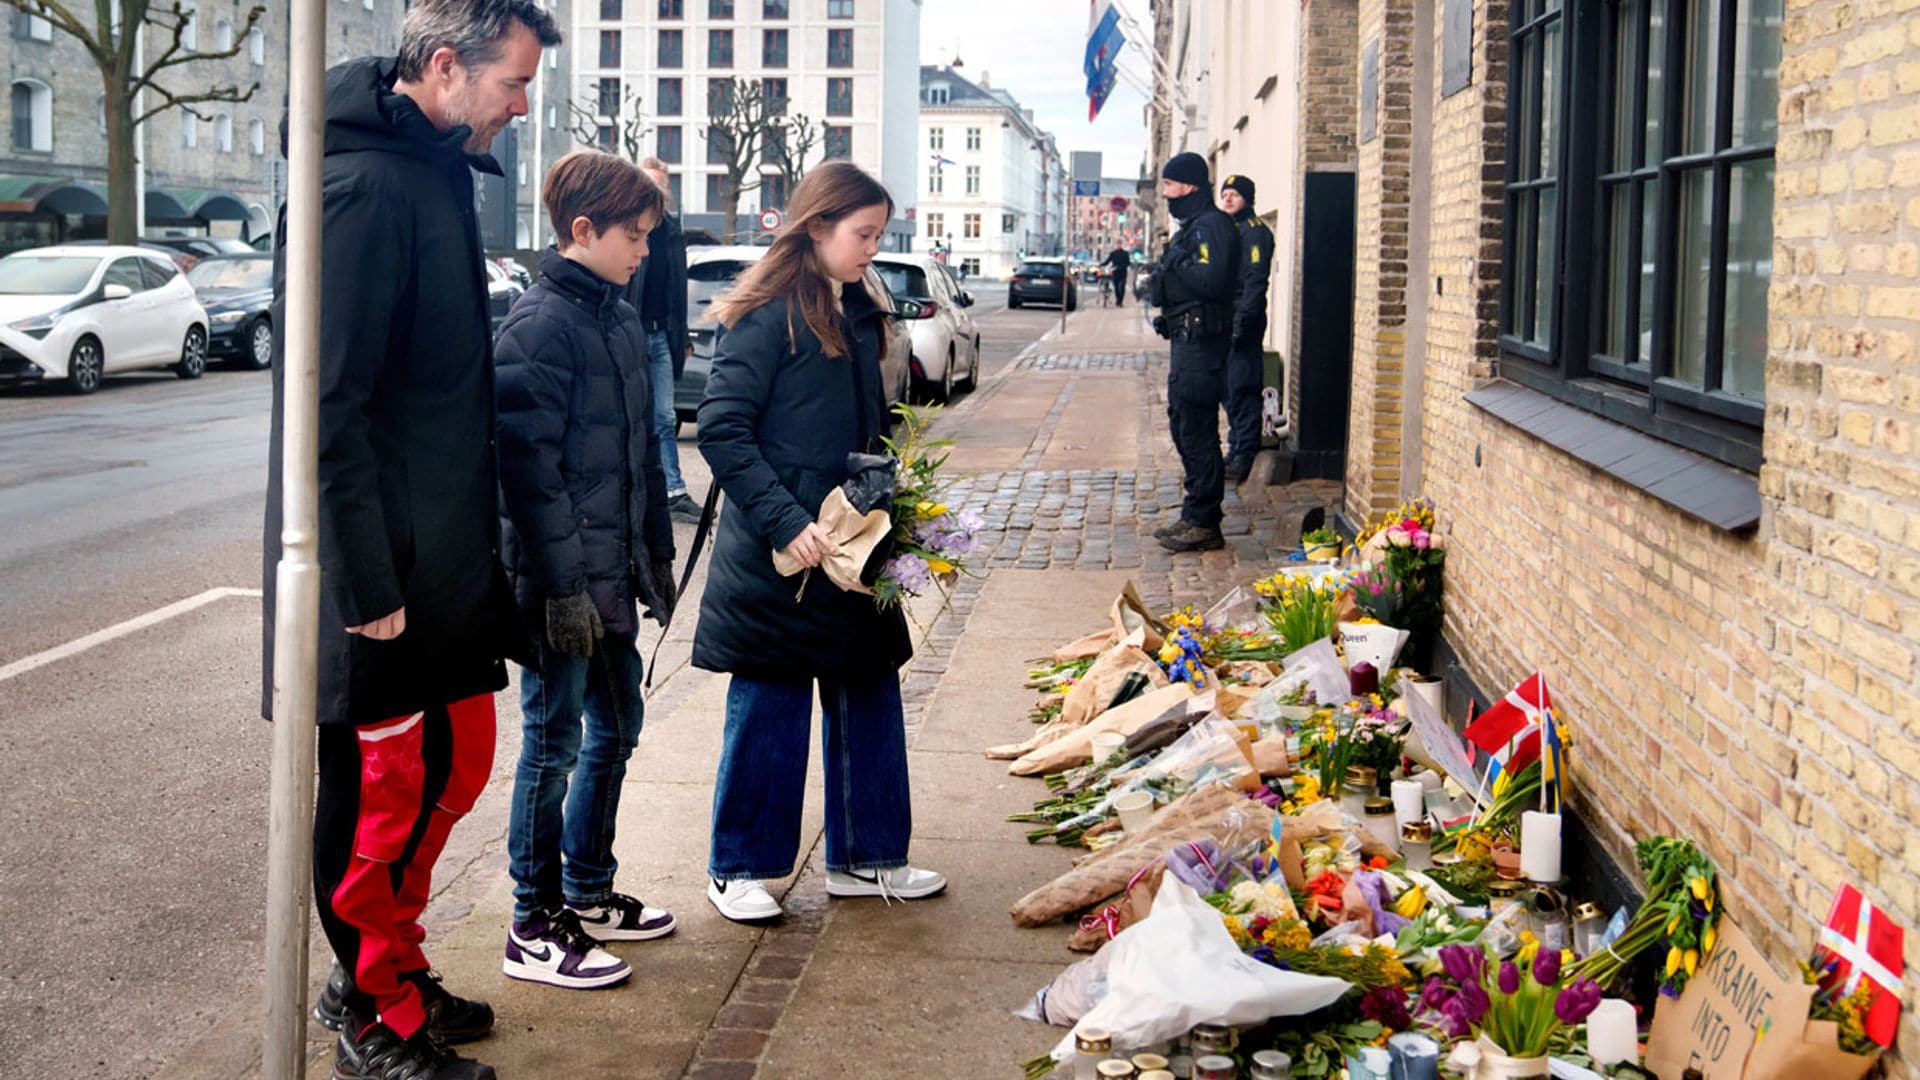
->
[694, 162, 944, 922]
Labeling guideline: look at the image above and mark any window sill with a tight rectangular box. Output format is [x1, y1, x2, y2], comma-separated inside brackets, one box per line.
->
[1465, 379, 1761, 533]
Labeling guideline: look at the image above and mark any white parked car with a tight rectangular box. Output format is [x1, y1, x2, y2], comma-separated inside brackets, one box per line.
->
[0, 245, 210, 394]
[870, 253, 981, 403]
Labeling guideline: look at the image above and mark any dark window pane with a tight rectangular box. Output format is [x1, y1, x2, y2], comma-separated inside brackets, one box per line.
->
[657, 125, 682, 163]
[1730, 0, 1780, 147]
[1534, 185, 1558, 342]
[658, 29, 682, 66]
[709, 29, 732, 66]
[599, 30, 621, 67]
[706, 174, 734, 213]
[1605, 185, 1634, 357]
[763, 78, 788, 115]
[10, 84, 30, 151]
[658, 77, 682, 115]
[1723, 159, 1772, 399]
[708, 78, 734, 115]
[1611, 0, 1637, 170]
[1510, 192, 1533, 337]
[1672, 168, 1713, 386]
[709, 128, 734, 164]
[762, 174, 787, 211]
[763, 0, 788, 15]
[1517, 42, 1536, 178]
[827, 77, 852, 117]
[1681, 0, 1719, 153]
[763, 28, 787, 66]
[824, 125, 851, 160]
[827, 28, 853, 67]
[1638, 182, 1659, 362]
[601, 0, 621, 19]
[658, 0, 682, 15]
[1645, 0, 1667, 163]
[710, 0, 732, 14]
[828, 0, 853, 14]
[597, 78, 621, 117]
[596, 125, 616, 153]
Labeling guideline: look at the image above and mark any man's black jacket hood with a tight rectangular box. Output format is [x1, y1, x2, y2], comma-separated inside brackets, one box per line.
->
[281, 57, 504, 177]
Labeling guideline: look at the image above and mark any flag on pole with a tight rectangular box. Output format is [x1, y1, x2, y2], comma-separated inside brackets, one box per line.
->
[1814, 883, 1906, 1047]
[1463, 672, 1552, 784]
[1084, 0, 1124, 121]
[1540, 705, 1565, 813]
[929, 152, 956, 170]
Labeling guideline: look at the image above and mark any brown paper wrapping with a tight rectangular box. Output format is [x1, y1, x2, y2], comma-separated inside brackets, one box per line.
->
[770, 488, 892, 594]
[1008, 683, 1194, 776]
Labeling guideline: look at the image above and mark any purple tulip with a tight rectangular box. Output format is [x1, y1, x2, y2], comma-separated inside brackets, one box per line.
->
[1554, 979, 1604, 1024]
[1498, 960, 1521, 995]
[1439, 945, 1487, 988]
[1533, 947, 1563, 987]
[1454, 980, 1491, 1024]
[1437, 998, 1475, 1038]
[1414, 977, 1458, 1017]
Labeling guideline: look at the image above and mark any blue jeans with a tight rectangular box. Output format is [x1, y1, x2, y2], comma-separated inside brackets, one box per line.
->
[708, 672, 912, 880]
[648, 330, 687, 497]
[508, 628, 646, 921]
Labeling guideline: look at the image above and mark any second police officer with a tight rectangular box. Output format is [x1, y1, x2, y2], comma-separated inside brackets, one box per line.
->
[1220, 173, 1275, 483]
[1149, 151, 1241, 553]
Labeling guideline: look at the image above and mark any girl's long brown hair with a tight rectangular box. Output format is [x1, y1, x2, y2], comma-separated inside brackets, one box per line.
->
[707, 161, 895, 359]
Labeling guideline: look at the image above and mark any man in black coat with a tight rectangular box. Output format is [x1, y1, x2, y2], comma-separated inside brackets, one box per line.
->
[630, 156, 698, 522]
[1221, 174, 1275, 482]
[261, 2, 558, 1076]
[1147, 151, 1240, 553]
[1105, 246, 1131, 307]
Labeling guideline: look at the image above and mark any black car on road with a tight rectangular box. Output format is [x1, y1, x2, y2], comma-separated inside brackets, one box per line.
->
[187, 254, 275, 369]
[1008, 258, 1077, 310]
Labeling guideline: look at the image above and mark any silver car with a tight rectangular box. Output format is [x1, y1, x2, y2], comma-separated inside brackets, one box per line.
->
[677, 245, 921, 432]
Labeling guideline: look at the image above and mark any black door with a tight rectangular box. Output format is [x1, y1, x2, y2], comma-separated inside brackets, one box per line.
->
[1294, 171, 1355, 481]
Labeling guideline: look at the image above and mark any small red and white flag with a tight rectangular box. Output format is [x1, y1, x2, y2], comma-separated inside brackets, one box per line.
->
[1814, 883, 1905, 1047]
[1463, 672, 1552, 778]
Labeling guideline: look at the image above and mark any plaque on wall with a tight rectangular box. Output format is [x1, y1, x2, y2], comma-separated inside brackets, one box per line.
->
[1361, 38, 1379, 143]
[1443, 0, 1474, 97]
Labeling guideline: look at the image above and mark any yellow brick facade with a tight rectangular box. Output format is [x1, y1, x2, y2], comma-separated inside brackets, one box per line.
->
[1352, 0, 1920, 1066]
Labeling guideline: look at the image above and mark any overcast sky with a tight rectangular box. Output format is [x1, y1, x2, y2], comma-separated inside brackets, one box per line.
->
[919, 0, 1153, 180]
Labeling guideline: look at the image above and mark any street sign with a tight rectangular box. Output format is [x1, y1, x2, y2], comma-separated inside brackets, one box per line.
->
[1073, 179, 1101, 197]
[759, 208, 783, 231]
[1101, 211, 1114, 227]
[1109, 196, 1128, 212]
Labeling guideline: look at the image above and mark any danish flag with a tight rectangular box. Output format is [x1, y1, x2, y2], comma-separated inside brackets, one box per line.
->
[1463, 672, 1552, 780]
[1814, 883, 1905, 1047]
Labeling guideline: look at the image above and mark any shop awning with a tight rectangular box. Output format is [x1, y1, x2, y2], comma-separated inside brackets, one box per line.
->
[144, 187, 193, 222]
[169, 188, 251, 222]
[0, 174, 109, 216]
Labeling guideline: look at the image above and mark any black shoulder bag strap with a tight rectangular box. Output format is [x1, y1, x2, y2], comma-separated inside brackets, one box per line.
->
[644, 481, 722, 691]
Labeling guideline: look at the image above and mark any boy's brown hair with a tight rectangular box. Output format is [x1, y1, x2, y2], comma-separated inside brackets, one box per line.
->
[543, 150, 663, 245]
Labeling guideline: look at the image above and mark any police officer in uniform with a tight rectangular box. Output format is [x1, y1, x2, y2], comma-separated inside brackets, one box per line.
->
[1220, 174, 1275, 482]
[1148, 151, 1240, 553]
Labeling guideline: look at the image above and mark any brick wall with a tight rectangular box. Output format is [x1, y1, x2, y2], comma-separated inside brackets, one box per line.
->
[1395, 0, 1920, 1065]
[1286, 0, 1358, 438]
[1342, 0, 1414, 523]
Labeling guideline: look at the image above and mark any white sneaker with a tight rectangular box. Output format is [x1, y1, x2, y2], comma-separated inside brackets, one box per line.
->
[708, 877, 783, 922]
[825, 866, 948, 902]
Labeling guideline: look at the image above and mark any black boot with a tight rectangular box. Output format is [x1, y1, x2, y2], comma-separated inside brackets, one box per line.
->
[332, 1022, 494, 1080]
[316, 963, 494, 1044]
[1158, 521, 1226, 552]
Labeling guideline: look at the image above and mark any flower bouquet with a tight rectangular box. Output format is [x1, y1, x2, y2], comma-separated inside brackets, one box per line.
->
[1565, 836, 1721, 996]
[1414, 944, 1602, 1074]
[869, 405, 985, 610]
[1261, 574, 1344, 656]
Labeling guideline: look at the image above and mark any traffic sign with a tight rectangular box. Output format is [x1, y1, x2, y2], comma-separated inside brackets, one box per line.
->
[759, 208, 783, 231]
[1073, 179, 1101, 197]
[1109, 196, 1128, 212]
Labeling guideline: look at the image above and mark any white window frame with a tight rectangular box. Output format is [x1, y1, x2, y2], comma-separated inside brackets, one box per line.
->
[249, 117, 265, 155]
[215, 111, 233, 152]
[928, 169, 942, 195]
[965, 127, 980, 150]
[214, 15, 232, 50]
[965, 165, 979, 195]
[181, 109, 198, 148]
[10, 79, 53, 153]
[249, 25, 265, 65]
[181, 0, 198, 49]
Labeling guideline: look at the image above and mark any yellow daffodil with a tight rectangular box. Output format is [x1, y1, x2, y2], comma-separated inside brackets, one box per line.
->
[1666, 947, 1683, 977]
[1517, 930, 1541, 965]
[1684, 949, 1700, 977]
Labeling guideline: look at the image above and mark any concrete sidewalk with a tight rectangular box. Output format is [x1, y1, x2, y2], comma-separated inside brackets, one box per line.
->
[261, 301, 1340, 1079]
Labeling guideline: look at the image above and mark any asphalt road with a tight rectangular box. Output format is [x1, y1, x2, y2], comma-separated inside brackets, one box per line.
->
[0, 284, 1049, 1079]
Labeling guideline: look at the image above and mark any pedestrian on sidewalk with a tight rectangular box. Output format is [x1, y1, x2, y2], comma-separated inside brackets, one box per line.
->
[1220, 174, 1275, 483]
[495, 151, 680, 993]
[628, 155, 702, 525]
[1105, 245, 1131, 307]
[1147, 151, 1241, 553]
[694, 162, 947, 924]
[261, 2, 560, 1077]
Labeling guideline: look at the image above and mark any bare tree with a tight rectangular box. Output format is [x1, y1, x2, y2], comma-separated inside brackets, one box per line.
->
[763, 112, 819, 212]
[0, 0, 264, 242]
[567, 81, 650, 162]
[701, 76, 779, 243]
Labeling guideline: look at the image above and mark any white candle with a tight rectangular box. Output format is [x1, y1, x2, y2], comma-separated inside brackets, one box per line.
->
[1520, 810, 1563, 883]
[1392, 779, 1426, 825]
[1587, 999, 1639, 1066]
[1415, 768, 1445, 792]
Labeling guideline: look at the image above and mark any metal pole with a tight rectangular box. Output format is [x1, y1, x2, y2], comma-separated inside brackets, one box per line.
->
[133, 12, 146, 237]
[263, 0, 326, 1073]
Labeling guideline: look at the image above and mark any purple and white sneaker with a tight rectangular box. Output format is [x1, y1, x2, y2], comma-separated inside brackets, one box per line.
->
[502, 908, 631, 990]
[568, 892, 678, 942]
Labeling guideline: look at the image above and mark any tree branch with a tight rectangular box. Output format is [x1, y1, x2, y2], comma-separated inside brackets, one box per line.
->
[133, 3, 264, 92]
[0, 0, 105, 60]
[134, 79, 256, 126]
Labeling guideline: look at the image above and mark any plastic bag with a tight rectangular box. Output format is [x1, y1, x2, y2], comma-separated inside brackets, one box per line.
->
[840, 452, 898, 513]
[1126, 717, 1256, 791]
[1048, 879, 1352, 1057]
[1205, 585, 1263, 632]
[1282, 638, 1353, 705]
[1019, 946, 1113, 1026]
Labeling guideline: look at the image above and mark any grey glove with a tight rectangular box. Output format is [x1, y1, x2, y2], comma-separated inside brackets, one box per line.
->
[645, 560, 677, 626]
[546, 591, 603, 659]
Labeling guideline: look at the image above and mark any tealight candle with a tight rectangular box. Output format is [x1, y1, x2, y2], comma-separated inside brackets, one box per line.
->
[1520, 810, 1562, 883]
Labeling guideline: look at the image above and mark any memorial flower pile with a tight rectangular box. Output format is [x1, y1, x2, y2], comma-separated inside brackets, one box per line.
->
[871, 405, 984, 609]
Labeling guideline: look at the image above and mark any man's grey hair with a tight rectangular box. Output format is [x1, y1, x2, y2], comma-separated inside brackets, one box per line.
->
[396, 0, 563, 82]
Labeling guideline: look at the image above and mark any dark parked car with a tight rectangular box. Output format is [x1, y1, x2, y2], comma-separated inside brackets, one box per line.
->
[187, 254, 275, 369]
[1008, 258, 1076, 310]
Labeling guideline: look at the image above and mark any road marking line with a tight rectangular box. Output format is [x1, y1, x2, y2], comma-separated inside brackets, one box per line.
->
[0, 586, 262, 683]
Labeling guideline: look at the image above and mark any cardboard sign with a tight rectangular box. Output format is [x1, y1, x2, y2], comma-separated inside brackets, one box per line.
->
[1646, 919, 1812, 1080]
[1401, 674, 1482, 798]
